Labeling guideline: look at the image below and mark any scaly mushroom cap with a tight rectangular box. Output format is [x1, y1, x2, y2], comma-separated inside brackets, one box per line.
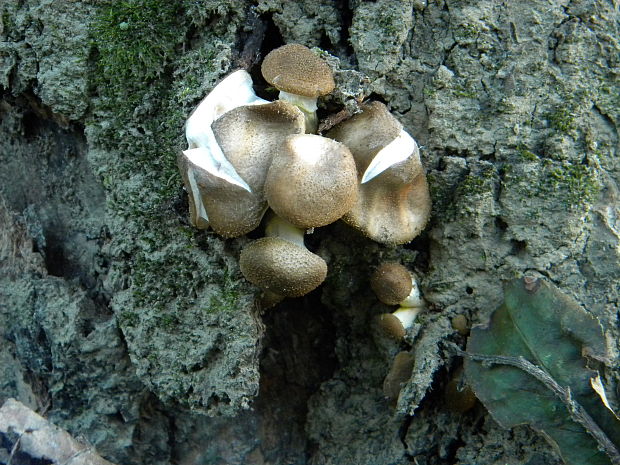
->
[370, 262, 413, 305]
[327, 102, 431, 245]
[239, 237, 327, 298]
[374, 313, 407, 340]
[261, 44, 335, 98]
[265, 134, 358, 229]
[187, 101, 305, 237]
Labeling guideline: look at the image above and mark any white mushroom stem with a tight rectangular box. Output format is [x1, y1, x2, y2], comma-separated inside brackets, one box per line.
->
[400, 275, 424, 308]
[392, 306, 424, 329]
[264, 213, 305, 248]
[278, 91, 318, 133]
[361, 129, 418, 183]
[184, 70, 268, 192]
[392, 273, 426, 329]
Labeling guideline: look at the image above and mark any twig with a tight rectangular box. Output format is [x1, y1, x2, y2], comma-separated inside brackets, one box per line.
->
[7, 432, 23, 465]
[451, 344, 620, 465]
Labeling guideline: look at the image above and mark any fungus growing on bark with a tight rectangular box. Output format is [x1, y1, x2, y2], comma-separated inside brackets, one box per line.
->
[239, 214, 327, 297]
[370, 262, 413, 305]
[451, 314, 470, 336]
[327, 102, 431, 245]
[261, 44, 335, 133]
[383, 351, 415, 405]
[180, 70, 269, 229]
[373, 264, 426, 340]
[179, 100, 305, 237]
[265, 134, 358, 229]
[444, 367, 477, 413]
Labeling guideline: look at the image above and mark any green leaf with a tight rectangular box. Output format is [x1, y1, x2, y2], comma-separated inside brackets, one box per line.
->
[464, 278, 620, 465]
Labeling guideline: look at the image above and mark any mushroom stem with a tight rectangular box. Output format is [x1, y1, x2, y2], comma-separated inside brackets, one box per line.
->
[278, 91, 318, 133]
[264, 212, 305, 248]
[392, 306, 424, 329]
[400, 275, 424, 308]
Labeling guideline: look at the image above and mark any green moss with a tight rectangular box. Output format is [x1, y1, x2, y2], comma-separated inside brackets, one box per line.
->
[545, 163, 600, 210]
[206, 269, 243, 314]
[546, 107, 576, 133]
[516, 145, 539, 162]
[92, 0, 182, 87]
[456, 167, 496, 197]
[374, 10, 402, 36]
[159, 313, 180, 329]
[453, 83, 477, 99]
[119, 311, 140, 327]
[89, 0, 189, 211]
[423, 86, 437, 98]
[131, 243, 201, 311]
[455, 23, 481, 41]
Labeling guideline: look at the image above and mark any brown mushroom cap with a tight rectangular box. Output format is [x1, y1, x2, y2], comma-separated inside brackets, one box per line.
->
[187, 101, 304, 237]
[328, 102, 403, 175]
[444, 367, 477, 413]
[265, 134, 358, 229]
[374, 313, 406, 340]
[451, 314, 470, 336]
[327, 102, 431, 245]
[383, 351, 415, 404]
[261, 44, 335, 98]
[370, 263, 413, 305]
[239, 237, 327, 298]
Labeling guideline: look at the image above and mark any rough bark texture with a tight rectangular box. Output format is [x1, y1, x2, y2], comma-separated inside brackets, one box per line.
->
[0, 0, 618, 464]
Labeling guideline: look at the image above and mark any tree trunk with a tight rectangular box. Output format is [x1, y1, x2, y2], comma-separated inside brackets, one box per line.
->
[0, 0, 618, 463]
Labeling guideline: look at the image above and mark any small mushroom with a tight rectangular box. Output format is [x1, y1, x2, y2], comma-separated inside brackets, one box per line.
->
[239, 237, 327, 298]
[265, 134, 358, 229]
[261, 44, 335, 133]
[375, 307, 425, 340]
[374, 313, 407, 340]
[451, 314, 470, 336]
[373, 264, 426, 340]
[383, 351, 415, 405]
[327, 102, 431, 245]
[179, 101, 305, 236]
[239, 213, 327, 297]
[370, 263, 413, 305]
[444, 366, 477, 413]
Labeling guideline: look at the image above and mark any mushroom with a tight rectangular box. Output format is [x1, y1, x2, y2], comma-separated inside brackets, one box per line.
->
[239, 213, 327, 297]
[372, 263, 426, 340]
[383, 351, 415, 405]
[451, 314, 470, 336]
[370, 262, 413, 305]
[261, 44, 335, 133]
[444, 366, 477, 413]
[375, 307, 425, 340]
[180, 70, 269, 228]
[327, 102, 431, 245]
[265, 134, 358, 229]
[179, 100, 305, 237]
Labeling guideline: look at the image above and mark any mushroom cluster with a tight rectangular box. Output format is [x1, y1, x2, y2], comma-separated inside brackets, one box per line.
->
[179, 44, 431, 301]
[371, 262, 426, 340]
